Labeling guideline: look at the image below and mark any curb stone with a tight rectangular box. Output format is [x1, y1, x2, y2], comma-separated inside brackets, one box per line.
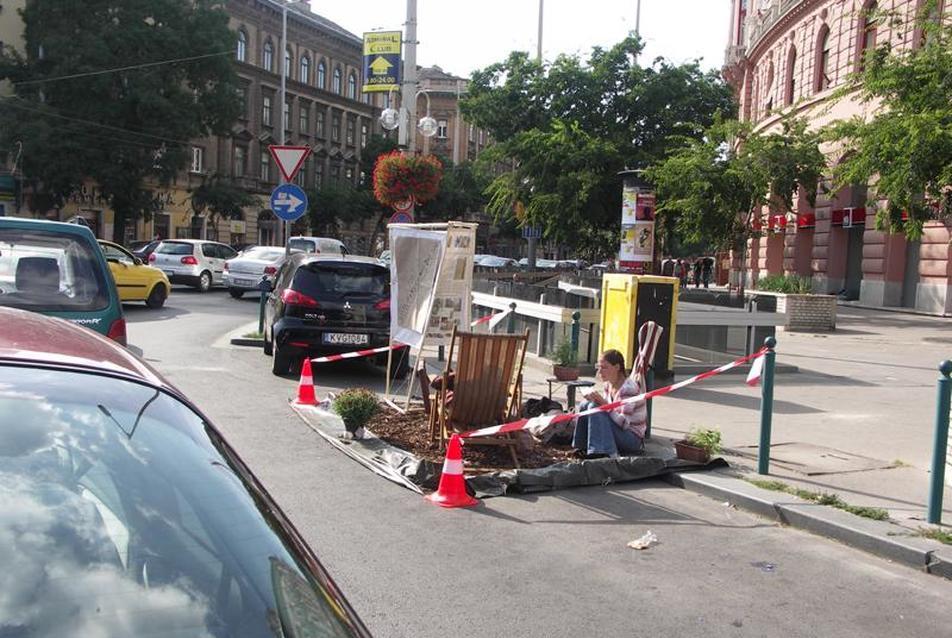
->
[665, 470, 951, 579]
[231, 337, 264, 347]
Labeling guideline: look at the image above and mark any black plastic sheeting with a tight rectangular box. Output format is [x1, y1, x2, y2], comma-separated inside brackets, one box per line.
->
[293, 404, 726, 499]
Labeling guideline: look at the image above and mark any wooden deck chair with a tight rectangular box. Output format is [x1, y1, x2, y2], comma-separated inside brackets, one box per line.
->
[432, 326, 529, 467]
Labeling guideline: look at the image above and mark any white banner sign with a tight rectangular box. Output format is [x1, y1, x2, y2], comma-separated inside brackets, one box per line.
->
[426, 224, 476, 345]
[388, 226, 446, 349]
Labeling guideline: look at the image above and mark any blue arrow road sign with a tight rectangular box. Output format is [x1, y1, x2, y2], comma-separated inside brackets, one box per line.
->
[270, 183, 308, 222]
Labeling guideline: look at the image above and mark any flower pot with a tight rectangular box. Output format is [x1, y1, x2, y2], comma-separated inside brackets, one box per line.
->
[552, 365, 579, 381]
[674, 440, 710, 464]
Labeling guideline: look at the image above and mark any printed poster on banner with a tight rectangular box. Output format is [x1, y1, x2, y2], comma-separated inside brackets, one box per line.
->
[619, 223, 654, 262]
[621, 185, 638, 225]
[388, 226, 446, 350]
[426, 224, 476, 345]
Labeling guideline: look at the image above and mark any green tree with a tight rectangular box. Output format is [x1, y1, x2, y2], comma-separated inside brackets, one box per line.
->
[461, 35, 735, 247]
[0, 0, 240, 242]
[825, 1, 952, 238]
[648, 116, 825, 296]
[417, 159, 487, 221]
[189, 174, 257, 237]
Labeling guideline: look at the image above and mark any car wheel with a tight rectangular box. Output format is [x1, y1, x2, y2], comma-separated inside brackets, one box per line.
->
[145, 284, 167, 309]
[197, 271, 212, 292]
[272, 345, 291, 376]
[228, 288, 244, 299]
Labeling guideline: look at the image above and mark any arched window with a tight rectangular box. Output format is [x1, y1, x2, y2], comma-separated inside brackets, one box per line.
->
[262, 41, 273, 72]
[317, 60, 326, 88]
[332, 67, 342, 94]
[347, 73, 357, 99]
[765, 61, 775, 113]
[300, 56, 310, 84]
[815, 25, 831, 92]
[857, 1, 881, 71]
[785, 46, 797, 106]
[236, 29, 247, 62]
[284, 49, 292, 78]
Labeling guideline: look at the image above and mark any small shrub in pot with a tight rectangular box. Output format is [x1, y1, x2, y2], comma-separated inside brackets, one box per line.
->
[333, 388, 379, 436]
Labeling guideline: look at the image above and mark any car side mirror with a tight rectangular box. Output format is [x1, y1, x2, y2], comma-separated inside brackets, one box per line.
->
[133, 257, 143, 266]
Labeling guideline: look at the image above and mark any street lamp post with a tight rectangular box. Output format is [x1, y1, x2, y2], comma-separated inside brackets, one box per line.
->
[379, 89, 437, 150]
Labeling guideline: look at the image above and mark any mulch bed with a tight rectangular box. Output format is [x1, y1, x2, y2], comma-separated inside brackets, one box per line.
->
[366, 406, 578, 471]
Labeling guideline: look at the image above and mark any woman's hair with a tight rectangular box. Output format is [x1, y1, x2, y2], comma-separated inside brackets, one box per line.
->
[600, 349, 625, 372]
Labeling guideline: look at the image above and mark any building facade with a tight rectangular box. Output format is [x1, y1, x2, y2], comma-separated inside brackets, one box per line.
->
[724, 0, 951, 314]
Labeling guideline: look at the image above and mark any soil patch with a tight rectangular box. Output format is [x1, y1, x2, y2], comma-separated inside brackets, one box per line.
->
[366, 406, 577, 471]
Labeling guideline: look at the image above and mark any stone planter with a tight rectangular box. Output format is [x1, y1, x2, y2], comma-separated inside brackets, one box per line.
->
[750, 291, 837, 332]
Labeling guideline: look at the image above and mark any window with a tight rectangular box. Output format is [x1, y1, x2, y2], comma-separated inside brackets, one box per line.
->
[316, 110, 325, 138]
[332, 113, 341, 141]
[383, 92, 391, 108]
[815, 26, 831, 92]
[283, 99, 291, 131]
[469, 126, 475, 142]
[784, 46, 797, 106]
[317, 60, 326, 88]
[330, 164, 340, 182]
[263, 41, 274, 72]
[260, 149, 271, 182]
[190, 147, 204, 174]
[262, 95, 273, 126]
[234, 145, 246, 178]
[345, 167, 353, 182]
[858, 1, 881, 70]
[437, 120, 448, 139]
[347, 73, 357, 99]
[296, 158, 308, 188]
[285, 49, 292, 79]
[300, 56, 310, 84]
[299, 102, 310, 134]
[346, 118, 355, 145]
[332, 68, 342, 94]
[315, 161, 324, 187]
[360, 123, 368, 148]
[237, 86, 248, 119]
[236, 30, 247, 62]
[765, 61, 775, 113]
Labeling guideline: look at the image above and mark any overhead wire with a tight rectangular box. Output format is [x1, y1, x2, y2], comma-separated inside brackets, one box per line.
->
[12, 50, 234, 86]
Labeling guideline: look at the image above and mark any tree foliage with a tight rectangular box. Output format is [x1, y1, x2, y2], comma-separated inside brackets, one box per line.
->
[461, 36, 735, 247]
[824, 1, 952, 239]
[189, 174, 256, 231]
[0, 0, 240, 242]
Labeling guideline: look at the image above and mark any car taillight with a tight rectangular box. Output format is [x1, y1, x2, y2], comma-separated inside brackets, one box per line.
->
[148, 253, 156, 263]
[107, 318, 127, 346]
[264, 266, 277, 275]
[181, 255, 198, 265]
[374, 299, 390, 310]
[281, 288, 319, 307]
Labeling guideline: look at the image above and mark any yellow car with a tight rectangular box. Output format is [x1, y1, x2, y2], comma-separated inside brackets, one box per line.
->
[98, 240, 171, 308]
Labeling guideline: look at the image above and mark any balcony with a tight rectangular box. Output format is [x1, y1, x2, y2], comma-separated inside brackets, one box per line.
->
[747, 0, 802, 52]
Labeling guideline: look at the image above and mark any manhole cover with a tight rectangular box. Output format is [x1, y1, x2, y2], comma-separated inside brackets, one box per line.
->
[730, 442, 894, 475]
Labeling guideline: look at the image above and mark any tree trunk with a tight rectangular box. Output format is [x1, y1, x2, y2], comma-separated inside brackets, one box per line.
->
[367, 208, 389, 255]
[112, 208, 127, 244]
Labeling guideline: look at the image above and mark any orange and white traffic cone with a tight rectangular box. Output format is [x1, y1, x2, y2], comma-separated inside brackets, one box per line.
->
[293, 357, 318, 405]
[426, 434, 479, 508]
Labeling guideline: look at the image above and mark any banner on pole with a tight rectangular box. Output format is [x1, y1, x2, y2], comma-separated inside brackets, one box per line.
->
[388, 226, 446, 349]
[426, 223, 476, 345]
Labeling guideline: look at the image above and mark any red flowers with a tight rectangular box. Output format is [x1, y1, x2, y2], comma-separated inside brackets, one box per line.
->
[372, 151, 443, 206]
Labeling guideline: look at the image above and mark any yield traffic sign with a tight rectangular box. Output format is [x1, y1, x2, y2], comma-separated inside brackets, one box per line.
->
[268, 145, 311, 182]
[270, 183, 308, 222]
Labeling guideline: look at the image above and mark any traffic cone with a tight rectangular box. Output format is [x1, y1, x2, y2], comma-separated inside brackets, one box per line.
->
[293, 358, 318, 405]
[426, 434, 479, 508]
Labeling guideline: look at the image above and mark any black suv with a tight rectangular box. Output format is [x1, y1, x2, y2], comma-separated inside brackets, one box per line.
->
[264, 253, 410, 378]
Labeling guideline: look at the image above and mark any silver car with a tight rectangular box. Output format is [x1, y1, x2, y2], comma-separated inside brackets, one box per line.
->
[148, 239, 237, 292]
[223, 245, 288, 298]
[287, 235, 347, 255]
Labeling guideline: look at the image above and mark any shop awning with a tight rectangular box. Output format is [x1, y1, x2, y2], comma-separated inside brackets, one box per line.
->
[768, 214, 787, 231]
[796, 213, 816, 229]
[831, 207, 867, 227]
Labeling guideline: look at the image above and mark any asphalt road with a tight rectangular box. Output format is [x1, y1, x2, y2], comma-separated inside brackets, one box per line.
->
[126, 288, 952, 638]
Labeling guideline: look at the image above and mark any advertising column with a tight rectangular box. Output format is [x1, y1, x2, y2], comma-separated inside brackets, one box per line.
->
[618, 170, 656, 273]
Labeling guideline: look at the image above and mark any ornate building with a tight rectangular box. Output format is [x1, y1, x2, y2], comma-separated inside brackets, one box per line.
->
[724, 0, 951, 314]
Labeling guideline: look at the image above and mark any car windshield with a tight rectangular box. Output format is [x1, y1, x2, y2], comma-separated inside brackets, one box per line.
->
[242, 247, 285, 261]
[0, 365, 361, 637]
[286, 239, 316, 253]
[0, 228, 109, 312]
[155, 242, 193, 255]
[294, 262, 388, 298]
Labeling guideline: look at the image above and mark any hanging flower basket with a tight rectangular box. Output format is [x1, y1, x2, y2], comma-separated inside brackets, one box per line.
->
[372, 151, 443, 207]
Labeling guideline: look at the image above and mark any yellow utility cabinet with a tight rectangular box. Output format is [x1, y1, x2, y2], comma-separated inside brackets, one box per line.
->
[599, 274, 679, 376]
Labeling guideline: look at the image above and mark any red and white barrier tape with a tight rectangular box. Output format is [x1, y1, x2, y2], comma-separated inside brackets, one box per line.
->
[470, 308, 512, 330]
[310, 342, 405, 364]
[459, 346, 769, 440]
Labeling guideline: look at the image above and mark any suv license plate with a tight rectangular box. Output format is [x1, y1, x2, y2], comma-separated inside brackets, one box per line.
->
[323, 333, 369, 345]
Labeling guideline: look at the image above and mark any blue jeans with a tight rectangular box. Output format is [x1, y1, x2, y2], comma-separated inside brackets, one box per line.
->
[572, 401, 643, 457]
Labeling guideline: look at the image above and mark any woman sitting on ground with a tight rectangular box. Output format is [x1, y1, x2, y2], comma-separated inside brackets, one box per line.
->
[572, 349, 646, 459]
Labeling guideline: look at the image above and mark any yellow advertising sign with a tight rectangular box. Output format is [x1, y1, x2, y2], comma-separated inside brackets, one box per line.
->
[363, 31, 402, 93]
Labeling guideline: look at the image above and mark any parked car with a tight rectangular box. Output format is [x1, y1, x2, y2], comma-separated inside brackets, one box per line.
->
[0, 307, 371, 637]
[128, 239, 161, 262]
[98, 240, 171, 308]
[475, 255, 519, 270]
[378, 249, 391, 267]
[263, 253, 409, 378]
[223, 245, 288, 299]
[287, 235, 347, 255]
[148, 239, 237, 292]
[0, 216, 126, 344]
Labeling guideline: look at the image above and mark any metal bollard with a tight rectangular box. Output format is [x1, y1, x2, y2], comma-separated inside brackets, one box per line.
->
[927, 360, 952, 524]
[758, 336, 777, 475]
[507, 302, 517, 334]
[570, 310, 581, 354]
[257, 278, 270, 334]
[645, 366, 654, 440]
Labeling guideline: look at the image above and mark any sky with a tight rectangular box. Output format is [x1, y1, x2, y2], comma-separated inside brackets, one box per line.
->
[309, 1, 733, 78]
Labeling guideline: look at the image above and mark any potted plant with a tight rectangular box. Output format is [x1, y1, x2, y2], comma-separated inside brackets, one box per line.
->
[550, 337, 580, 381]
[332, 388, 379, 439]
[674, 427, 722, 463]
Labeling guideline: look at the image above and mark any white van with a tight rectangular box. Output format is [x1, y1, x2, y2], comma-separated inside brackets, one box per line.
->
[286, 236, 347, 255]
